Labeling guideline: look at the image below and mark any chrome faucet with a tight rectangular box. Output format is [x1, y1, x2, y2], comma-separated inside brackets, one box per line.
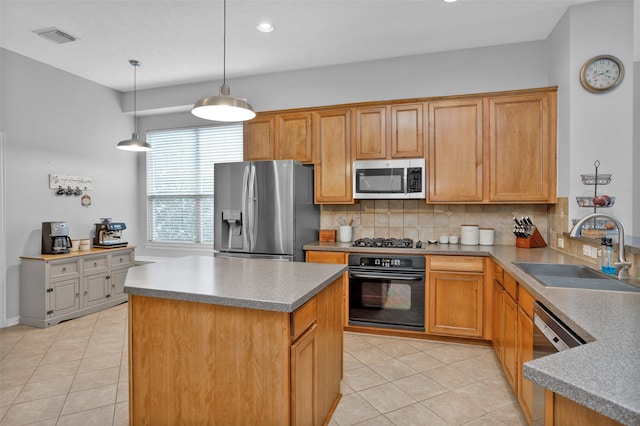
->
[569, 213, 632, 278]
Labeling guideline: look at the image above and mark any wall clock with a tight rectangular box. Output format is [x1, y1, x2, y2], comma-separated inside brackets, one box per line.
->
[580, 55, 624, 93]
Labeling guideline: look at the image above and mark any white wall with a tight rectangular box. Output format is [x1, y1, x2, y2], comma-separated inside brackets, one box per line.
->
[0, 49, 139, 323]
[565, 1, 635, 235]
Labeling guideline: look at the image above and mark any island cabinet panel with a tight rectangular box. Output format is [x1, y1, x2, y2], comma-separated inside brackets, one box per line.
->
[427, 99, 483, 202]
[487, 91, 556, 203]
[546, 391, 622, 426]
[128, 275, 344, 426]
[517, 305, 534, 424]
[314, 109, 353, 203]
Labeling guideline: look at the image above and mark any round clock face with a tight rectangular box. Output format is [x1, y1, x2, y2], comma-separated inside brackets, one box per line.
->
[580, 55, 624, 93]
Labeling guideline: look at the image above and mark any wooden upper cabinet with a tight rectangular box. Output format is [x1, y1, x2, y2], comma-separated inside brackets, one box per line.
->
[355, 106, 387, 159]
[314, 109, 353, 204]
[428, 99, 483, 202]
[244, 115, 275, 161]
[244, 112, 313, 163]
[391, 103, 424, 158]
[276, 112, 313, 163]
[355, 103, 424, 160]
[488, 90, 557, 203]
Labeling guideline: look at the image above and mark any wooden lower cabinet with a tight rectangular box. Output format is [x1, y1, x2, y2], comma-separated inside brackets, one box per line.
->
[503, 291, 518, 390]
[426, 256, 485, 339]
[492, 278, 505, 360]
[428, 271, 483, 337]
[306, 250, 346, 264]
[128, 276, 344, 425]
[517, 306, 534, 423]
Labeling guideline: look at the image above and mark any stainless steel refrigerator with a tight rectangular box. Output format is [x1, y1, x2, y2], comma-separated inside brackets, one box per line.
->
[214, 160, 320, 261]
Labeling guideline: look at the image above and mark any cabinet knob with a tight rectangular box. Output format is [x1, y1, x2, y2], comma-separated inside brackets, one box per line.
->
[106, 275, 111, 280]
[76, 293, 79, 297]
[62, 267, 66, 272]
[94, 262, 98, 267]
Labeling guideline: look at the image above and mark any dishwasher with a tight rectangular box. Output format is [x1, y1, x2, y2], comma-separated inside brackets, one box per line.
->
[531, 301, 586, 425]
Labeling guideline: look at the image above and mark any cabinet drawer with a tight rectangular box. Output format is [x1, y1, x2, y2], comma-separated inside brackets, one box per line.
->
[291, 298, 317, 341]
[518, 285, 535, 319]
[504, 273, 518, 300]
[84, 256, 108, 273]
[112, 252, 133, 268]
[494, 263, 504, 283]
[49, 261, 79, 278]
[429, 256, 484, 273]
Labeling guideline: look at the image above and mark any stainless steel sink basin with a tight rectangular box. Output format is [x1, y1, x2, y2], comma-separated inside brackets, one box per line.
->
[513, 262, 640, 293]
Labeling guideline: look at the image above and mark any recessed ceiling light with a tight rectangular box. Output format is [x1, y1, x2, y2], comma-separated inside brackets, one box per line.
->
[444, 0, 458, 2]
[256, 22, 274, 33]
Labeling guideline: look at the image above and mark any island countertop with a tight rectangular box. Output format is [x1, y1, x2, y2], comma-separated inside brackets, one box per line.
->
[124, 255, 347, 313]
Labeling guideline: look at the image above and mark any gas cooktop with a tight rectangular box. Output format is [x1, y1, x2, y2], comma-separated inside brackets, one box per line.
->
[352, 238, 415, 249]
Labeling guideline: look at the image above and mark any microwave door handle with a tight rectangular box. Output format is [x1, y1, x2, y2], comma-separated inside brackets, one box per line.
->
[349, 272, 423, 281]
[403, 167, 408, 194]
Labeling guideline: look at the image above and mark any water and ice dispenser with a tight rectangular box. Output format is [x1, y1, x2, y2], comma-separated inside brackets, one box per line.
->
[221, 210, 243, 249]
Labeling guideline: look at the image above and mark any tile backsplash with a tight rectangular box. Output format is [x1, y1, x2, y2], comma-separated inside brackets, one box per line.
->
[321, 201, 549, 246]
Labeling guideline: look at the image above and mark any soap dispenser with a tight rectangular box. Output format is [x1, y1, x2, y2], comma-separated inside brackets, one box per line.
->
[600, 237, 616, 275]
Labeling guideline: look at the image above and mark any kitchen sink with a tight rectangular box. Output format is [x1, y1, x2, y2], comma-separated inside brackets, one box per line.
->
[513, 262, 640, 293]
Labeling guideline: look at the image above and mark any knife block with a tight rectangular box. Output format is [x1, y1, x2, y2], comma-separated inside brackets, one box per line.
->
[516, 228, 547, 248]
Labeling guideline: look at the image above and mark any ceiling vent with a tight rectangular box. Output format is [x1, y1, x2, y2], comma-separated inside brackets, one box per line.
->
[33, 27, 79, 44]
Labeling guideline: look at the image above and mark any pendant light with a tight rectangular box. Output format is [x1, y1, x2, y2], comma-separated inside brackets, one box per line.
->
[191, 0, 256, 122]
[117, 59, 152, 151]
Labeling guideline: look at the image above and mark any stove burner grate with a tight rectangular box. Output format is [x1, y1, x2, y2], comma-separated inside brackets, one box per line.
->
[352, 238, 414, 249]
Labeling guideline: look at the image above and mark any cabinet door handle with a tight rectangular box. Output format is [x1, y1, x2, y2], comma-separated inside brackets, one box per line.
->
[106, 275, 111, 280]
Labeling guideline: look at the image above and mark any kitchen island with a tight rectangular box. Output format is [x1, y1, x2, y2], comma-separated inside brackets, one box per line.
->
[124, 256, 347, 426]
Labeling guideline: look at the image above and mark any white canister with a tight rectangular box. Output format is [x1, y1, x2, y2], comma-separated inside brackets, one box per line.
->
[339, 226, 353, 243]
[479, 228, 495, 246]
[460, 225, 479, 245]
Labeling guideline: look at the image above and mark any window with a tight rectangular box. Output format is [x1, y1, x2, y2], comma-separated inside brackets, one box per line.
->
[146, 124, 243, 245]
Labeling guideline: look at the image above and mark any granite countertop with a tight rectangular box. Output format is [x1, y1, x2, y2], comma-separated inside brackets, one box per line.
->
[304, 241, 640, 425]
[123, 255, 346, 313]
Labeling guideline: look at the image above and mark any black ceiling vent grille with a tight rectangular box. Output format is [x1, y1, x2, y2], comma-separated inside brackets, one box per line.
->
[33, 27, 79, 44]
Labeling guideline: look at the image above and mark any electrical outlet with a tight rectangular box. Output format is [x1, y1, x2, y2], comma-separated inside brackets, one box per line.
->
[582, 245, 591, 256]
[557, 238, 565, 249]
[590, 246, 599, 258]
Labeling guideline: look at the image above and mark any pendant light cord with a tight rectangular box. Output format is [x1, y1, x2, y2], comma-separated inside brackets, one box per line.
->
[133, 62, 138, 134]
[222, 0, 227, 87]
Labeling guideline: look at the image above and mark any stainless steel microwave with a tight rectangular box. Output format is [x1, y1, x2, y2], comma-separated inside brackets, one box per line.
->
[353, 158, 425, 199]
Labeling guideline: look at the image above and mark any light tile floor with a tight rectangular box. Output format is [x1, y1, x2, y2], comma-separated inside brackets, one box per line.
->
[0, 303, 526, 425]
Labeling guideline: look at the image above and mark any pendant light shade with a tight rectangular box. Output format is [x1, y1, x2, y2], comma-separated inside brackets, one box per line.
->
[117, 59, 151, 152]
[191, 0, 255, 122]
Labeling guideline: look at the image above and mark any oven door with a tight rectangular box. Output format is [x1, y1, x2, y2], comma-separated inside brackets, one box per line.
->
[348, 269, 425, 331]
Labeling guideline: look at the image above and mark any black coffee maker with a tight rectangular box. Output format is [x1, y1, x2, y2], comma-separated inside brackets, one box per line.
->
[42, 221, 72, 254]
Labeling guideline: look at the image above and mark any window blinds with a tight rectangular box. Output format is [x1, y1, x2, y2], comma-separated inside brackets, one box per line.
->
[146, 124, 243, 244]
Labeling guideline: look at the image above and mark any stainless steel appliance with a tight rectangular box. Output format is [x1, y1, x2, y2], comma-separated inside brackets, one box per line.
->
[532, 302, 585, 425]
[93, 218, 128, 248]
[353, 237, 416, 249]
[214, 160, 320, 262]
[353, 158, 425, 199]
[348, 253, 426, 331]
[41, 221, 72, 254]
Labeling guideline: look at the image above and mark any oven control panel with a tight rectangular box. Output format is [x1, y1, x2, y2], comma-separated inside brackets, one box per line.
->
[349, 255, 425, 269]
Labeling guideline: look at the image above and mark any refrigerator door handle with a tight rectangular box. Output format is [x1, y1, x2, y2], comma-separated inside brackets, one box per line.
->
[241, 165, 251, 250]
[247, 164, 257, 250]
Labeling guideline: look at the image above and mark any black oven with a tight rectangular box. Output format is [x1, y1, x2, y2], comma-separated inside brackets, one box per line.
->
[348, 254, 425, 331]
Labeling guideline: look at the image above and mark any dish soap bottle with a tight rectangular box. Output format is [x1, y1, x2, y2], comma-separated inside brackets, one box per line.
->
[600, 237, 616, 275]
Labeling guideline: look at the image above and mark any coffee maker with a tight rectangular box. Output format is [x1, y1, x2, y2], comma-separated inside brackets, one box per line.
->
[93, 218, 128, 248]
[42, 221, 72, 254]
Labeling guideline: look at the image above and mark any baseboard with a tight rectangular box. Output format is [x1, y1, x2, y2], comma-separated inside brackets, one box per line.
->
[5, 316, 19, 327]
